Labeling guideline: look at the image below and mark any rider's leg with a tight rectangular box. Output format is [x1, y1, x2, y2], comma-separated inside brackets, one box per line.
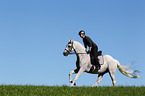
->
[91, 47, 100, 69]
[90, 53, 94, 64]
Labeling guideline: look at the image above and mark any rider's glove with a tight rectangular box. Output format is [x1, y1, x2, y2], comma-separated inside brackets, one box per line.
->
[87, 50, 91, 54]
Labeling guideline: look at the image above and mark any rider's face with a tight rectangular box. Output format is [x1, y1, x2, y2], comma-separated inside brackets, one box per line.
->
[80, 34, 85, 38]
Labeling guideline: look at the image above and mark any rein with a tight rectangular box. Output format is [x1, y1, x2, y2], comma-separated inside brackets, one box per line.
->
[69, 52, 88, 55]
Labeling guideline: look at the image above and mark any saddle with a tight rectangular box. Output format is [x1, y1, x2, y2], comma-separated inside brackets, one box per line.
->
[98, 51, 102, 56]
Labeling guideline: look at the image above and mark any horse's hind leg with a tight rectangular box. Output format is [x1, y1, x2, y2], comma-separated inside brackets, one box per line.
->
[92, 74, 104, 87]
[109, 71, 116, 87]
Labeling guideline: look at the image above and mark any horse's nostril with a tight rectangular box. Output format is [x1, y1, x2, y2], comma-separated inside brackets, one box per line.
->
[63, 52, 68, 56]
[63, 52, 65, 55]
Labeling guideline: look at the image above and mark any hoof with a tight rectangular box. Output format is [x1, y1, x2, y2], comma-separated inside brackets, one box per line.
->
[74, 83, 76, 86]
[70, 81, 76, 86]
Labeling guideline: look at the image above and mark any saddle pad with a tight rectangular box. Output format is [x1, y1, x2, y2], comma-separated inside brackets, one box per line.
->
[98, 55, 104, 65]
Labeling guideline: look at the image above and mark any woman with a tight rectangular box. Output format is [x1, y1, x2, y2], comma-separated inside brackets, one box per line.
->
[79, 30, 100, 69]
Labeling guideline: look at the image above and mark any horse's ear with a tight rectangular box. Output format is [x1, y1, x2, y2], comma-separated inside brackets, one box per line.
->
[69, 39, 71, 42]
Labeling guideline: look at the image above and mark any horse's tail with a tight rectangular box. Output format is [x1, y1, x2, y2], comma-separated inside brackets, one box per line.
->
[115, 60, 141, 78]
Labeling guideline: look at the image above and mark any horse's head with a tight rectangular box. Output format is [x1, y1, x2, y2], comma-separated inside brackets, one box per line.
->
[63, 40, 75, 56]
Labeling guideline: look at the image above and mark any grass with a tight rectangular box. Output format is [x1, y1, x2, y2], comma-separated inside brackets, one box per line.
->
[0, 85, 145, 96]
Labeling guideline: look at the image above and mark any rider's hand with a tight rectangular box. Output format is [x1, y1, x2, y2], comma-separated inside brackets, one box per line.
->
[87, 50, 91, 54]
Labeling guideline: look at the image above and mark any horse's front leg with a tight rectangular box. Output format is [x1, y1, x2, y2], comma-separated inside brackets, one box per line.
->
[70, 67, 85, 87]
[69, 70, 75, 83]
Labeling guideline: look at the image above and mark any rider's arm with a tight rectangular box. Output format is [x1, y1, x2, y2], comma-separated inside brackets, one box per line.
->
[89, 47, 92, 51]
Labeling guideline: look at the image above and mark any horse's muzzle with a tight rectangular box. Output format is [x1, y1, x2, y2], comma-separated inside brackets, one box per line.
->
[63, 52, 68, 56]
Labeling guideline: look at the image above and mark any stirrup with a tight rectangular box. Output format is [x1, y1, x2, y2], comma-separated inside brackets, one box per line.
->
[89, 66, 95, 73]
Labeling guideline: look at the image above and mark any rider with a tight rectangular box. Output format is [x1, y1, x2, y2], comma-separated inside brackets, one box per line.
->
[78, 30, 100, 69]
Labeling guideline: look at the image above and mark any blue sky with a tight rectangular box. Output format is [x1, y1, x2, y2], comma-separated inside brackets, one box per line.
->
[0, 0, 145, 86]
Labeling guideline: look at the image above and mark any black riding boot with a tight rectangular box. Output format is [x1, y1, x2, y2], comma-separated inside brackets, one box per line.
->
[94, 58, 100, 69]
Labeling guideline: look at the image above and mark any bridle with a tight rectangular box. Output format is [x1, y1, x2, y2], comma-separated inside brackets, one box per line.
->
[64, 41, 74, 54]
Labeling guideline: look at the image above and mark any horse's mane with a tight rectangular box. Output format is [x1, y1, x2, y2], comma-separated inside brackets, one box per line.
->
[73, 40, 86, 52]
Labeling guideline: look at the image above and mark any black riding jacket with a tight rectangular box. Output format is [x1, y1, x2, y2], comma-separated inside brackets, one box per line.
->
[83, 36, 98, 49]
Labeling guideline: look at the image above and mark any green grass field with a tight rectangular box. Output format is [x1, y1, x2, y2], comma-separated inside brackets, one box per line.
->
[0, 85, 145, 96]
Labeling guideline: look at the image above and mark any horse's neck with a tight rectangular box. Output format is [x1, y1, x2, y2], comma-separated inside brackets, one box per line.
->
[73, 41, 86, 53]
[73, 41, 88, 60]
[73, 41, 90, 68]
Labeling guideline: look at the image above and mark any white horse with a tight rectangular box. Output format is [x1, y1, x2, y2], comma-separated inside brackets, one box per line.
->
[63, 40, 141, 87]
